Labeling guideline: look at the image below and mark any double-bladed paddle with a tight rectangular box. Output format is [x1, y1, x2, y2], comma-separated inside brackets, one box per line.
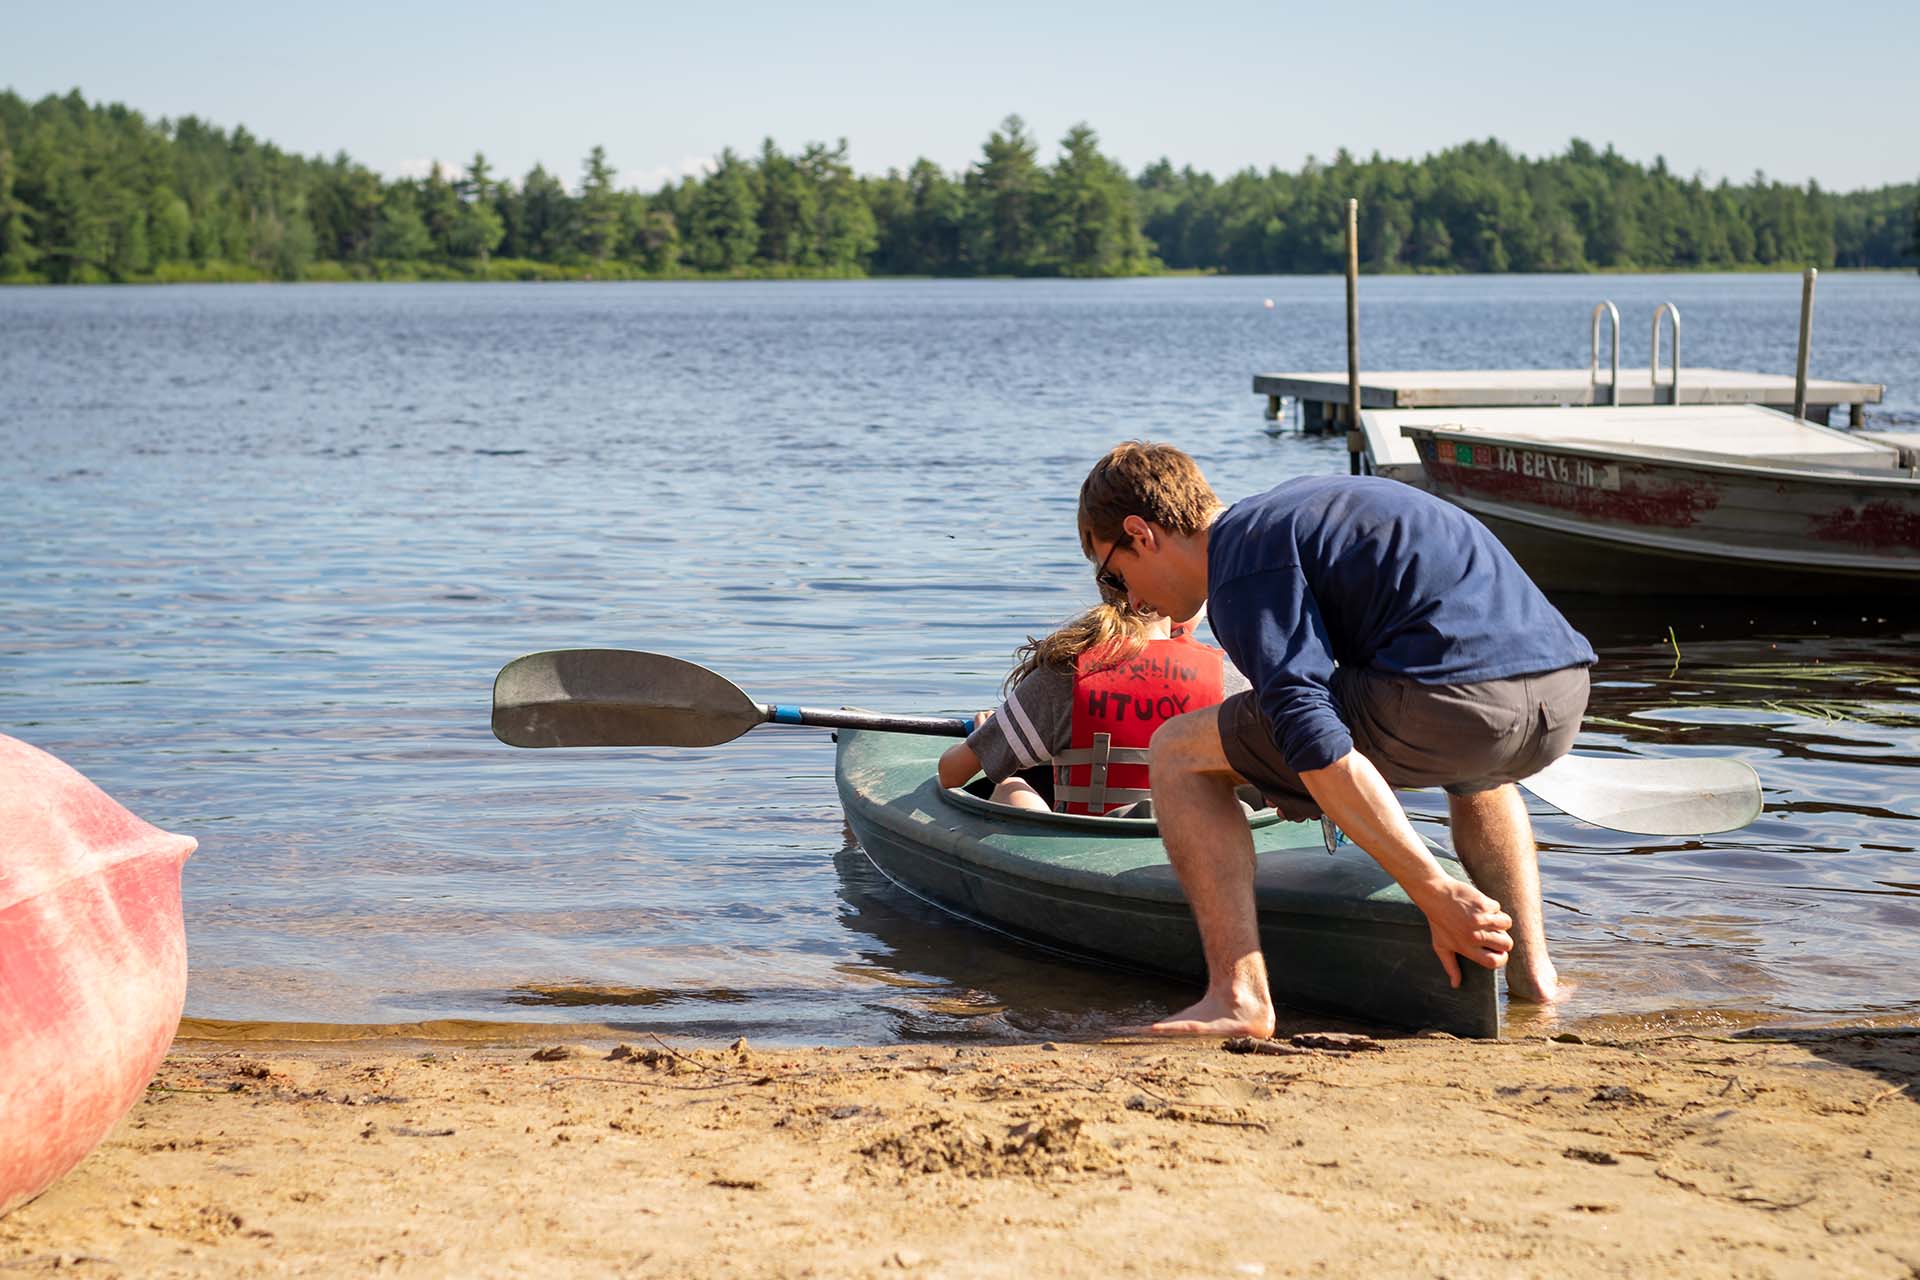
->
[492, 648, 1763, 837]
[492, 648, 970, 749]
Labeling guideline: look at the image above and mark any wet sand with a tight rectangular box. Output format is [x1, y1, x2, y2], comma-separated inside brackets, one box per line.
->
[4, 1020, 1917, 1278]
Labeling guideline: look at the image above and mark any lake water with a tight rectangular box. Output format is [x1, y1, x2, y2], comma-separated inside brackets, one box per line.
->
[4, 272, 1918, 1042]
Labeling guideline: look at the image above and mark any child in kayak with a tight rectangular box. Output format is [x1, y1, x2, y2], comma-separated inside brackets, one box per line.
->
[937, 601, 1244, 816]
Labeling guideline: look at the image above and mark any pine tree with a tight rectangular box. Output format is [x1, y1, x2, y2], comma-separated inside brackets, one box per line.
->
[754, 138, 815, 267]
[1910, 189, 1920, 271]
[576, 145, 619, 261]
[966, 115, 1041, 274]
[802, 139, 875, 272]
[1041, 124, 1150, 277]
[419, 163, 461, 259]
[687, 149, 759, 271]
[519, 164, 572, 260]
[0, 127, 38, 277]
[450, 153, 504, 263]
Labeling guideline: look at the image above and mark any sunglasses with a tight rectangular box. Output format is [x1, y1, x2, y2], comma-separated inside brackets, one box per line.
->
[1094, 538, 1128, 598]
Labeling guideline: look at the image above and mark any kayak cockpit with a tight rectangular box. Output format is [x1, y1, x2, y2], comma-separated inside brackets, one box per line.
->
[939, 776, 1281, 834]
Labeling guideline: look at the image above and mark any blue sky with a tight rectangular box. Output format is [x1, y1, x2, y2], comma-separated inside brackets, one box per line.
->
[7, 0, 1916, 193]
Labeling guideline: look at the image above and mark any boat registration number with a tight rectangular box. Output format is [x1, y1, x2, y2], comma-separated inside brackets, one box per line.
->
[1437, 441, 1620, 491]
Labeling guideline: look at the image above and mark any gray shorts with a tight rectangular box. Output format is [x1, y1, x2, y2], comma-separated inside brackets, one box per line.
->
[1218, 665, 1590, 821]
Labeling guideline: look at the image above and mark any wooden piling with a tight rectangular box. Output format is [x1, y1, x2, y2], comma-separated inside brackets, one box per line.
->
[1794, 267, 1817, 421]
[1345, 198, 1361, 476]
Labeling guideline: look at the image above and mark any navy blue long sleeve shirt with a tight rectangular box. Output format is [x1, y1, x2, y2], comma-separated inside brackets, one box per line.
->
[1206, 476, 1595, 773]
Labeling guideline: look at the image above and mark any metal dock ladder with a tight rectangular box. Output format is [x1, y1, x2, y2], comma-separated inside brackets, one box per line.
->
[1589, 301, 1621, 406]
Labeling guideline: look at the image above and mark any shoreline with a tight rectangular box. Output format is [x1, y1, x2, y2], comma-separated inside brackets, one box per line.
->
[169, 1003, 1920, 1048]
[5, 264, 1912, 288]
[5, 1022, 1914, 1277]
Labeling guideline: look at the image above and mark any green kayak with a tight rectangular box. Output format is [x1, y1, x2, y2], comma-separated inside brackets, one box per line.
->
[834, 727, 1499, 1038]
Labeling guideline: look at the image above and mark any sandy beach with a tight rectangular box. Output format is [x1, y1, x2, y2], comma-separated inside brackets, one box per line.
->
[4, 1019, 1915, 1278]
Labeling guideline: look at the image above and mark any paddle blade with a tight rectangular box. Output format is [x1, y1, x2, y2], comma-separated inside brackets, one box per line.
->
[1521, 754, 1762, 836]
[492, 650, 765, 748]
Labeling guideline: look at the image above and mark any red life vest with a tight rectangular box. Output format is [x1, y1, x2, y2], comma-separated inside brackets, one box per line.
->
[1053, 633, 1226, 816]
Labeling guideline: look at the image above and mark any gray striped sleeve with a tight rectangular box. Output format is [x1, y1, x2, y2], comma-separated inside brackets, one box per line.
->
[968, 667, 1075, 783]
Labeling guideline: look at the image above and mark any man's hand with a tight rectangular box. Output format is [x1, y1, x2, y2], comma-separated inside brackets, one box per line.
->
[1413, 877, 1514, 988]
[1298, 751, 1516, 987]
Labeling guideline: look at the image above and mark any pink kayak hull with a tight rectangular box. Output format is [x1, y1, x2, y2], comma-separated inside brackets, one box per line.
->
[1, 734, 195, 1217]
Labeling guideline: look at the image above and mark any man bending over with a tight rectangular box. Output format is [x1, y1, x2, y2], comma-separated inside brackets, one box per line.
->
[1078, 442, 1594, 1037]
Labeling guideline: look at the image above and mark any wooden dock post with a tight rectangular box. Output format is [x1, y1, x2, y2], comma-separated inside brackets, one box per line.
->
[1345, 198, 1361, 475]
[1794, 267, 1817, 421]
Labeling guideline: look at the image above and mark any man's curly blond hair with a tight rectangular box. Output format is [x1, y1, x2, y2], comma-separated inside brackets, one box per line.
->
[1077, 441, 1222, 557]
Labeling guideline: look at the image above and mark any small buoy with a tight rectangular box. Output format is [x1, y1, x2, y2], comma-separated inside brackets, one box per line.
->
[1263, 298, 1274, 309]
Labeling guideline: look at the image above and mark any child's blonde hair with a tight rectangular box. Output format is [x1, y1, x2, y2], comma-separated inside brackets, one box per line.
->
[1002, 601, 1156, 697]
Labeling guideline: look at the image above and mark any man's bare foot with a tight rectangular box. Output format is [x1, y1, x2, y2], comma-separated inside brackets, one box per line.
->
[1506, 966, 1575, 1005]
[1129, 991, 1276, 1039]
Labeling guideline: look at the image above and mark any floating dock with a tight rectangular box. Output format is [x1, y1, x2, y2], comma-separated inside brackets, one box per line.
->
[1256, 369, 1885, 430]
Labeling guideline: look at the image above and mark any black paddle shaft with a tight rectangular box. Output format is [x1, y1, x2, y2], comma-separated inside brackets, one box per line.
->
[761, 703, 969, 737]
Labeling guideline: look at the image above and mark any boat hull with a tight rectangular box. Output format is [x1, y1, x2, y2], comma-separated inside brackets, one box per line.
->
[834, 728, 1498, 1038]
[1, 736, 194, 1217]
[1407, 430, 1920, 597]
[1467, 509, 1907, 596]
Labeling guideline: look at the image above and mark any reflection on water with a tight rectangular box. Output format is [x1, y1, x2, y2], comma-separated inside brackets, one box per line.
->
[1501, 603, 1920, 1034]
[824, 842, 1197, 1042]
[502, 983, 754, 1008]
[3, 275, 1918, 1042]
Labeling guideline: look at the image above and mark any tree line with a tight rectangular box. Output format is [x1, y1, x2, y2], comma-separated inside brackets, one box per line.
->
[1, 88, 1914, 284]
